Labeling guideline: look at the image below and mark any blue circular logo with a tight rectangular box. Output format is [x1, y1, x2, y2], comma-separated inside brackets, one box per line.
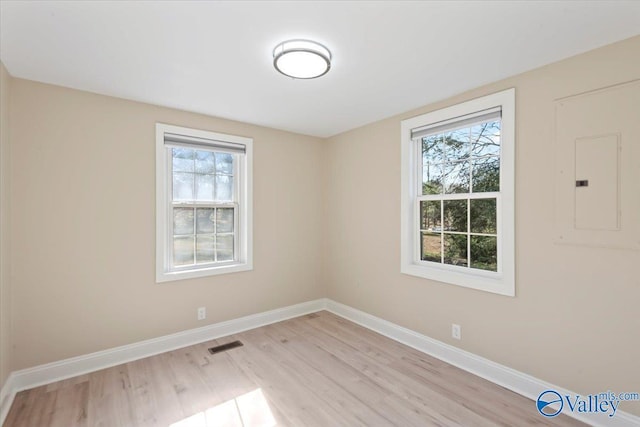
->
[537, 390, 563, 417]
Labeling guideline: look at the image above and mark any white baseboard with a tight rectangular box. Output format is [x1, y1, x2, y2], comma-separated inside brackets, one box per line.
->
[0, 298, 326, 425]
[2, 298, 638, 427]
[0, 373, 17, 427]
[324, 299, 639, 427]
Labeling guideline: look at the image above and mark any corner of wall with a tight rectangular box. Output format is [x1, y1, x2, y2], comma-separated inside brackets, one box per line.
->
[0, 61, 13, 391]
[319, 134, 331, 298]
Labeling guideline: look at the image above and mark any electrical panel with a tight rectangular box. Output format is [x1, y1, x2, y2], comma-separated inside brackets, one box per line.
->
[554, 80, 639, 250]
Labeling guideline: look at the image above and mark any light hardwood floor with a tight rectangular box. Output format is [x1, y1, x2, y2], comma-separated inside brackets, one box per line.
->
[5, 311, 585, 426]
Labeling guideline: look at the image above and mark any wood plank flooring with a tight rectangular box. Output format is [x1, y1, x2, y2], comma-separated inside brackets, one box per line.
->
[4, 311, 585, 426]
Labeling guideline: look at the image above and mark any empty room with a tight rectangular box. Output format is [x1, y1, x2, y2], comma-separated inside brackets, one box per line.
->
[0, 1, 639, 426]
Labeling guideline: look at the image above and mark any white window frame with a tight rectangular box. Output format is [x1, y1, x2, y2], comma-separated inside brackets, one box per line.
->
[156, 123, 253, 283]
[400, 89, 515, 296]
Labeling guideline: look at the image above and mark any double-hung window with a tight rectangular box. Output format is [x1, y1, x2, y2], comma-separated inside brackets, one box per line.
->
[156, 123, 253, 282]
[400, 89, 515, 296]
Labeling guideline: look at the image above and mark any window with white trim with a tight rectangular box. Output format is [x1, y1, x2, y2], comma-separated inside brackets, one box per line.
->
[156, 123, 253, 282]
[400, 89, 515, 296]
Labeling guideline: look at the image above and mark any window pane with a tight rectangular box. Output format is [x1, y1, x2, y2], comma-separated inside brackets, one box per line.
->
[471, 121, 500, 158]
[470, 199, 497, 234]
[444, 234, 467, 267]
[173, 172, 194, 201]
[420, 200, 441, 231]
[215, 175, 234, 201]
[445, 128, 470, 161]
[421, 232, 441, 263]
[443, 161, 470, 193]
[443, 200, 467, 232]
[472, 156, 500, 192]
[173, 236, 194, 266]
[215, 153, 234, 174]
[422, 163, 443, 195]
[470, 235, 497, 271]
[216, 234, 234, 261]
[422, 135, 445, 165]
[195, 150, 215, 174]
[196, 208, 215, 233]
[172, 148, 195, 172]
[217, 208, 234, 233]
[173, 208, 194, 235]
[195, 174, 214, 201]
[196, 234, 215, 263]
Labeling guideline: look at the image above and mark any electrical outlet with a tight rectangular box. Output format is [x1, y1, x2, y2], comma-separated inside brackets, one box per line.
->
[197, 307, 206, 321]
[452, 324, 461, 340]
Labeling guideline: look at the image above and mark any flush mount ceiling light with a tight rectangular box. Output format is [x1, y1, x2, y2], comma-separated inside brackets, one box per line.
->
[273, 39, 332, 79]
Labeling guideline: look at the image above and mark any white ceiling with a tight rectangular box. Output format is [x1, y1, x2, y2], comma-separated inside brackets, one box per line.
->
[1, 1, 639, 138]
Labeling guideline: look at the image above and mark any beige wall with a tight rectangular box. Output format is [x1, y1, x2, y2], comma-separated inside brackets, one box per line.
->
[324, 36, 640, 416]
[9, 79, 325, 370]
[0, 63, 12, 390]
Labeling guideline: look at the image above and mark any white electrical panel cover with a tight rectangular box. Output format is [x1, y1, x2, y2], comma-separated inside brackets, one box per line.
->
[554, 80, 640, 250]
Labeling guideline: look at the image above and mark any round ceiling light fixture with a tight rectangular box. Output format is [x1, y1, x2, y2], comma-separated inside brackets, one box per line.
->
[273, 39, 331, 79]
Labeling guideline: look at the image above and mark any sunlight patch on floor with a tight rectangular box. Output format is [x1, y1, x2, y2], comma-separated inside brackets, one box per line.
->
[170, 388, 276, 427]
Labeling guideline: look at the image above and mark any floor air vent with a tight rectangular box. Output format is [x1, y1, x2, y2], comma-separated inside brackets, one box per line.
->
[208, 340, 243, 355]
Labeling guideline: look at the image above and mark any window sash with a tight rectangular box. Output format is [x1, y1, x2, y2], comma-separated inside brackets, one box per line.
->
[169, 205, 239, 271]
[414, 195, 501, 273]
[169, 152, 237, 203]
[165, 144, 241, 272]
[413, 117, 502, 274]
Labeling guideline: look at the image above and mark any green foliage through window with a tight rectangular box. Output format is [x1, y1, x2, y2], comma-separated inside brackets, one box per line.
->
[419, 120, 500, 272]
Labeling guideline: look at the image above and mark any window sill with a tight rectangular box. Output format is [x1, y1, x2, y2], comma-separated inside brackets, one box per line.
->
[401, 262, 514, 296]
[156, 262, 253, 283]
